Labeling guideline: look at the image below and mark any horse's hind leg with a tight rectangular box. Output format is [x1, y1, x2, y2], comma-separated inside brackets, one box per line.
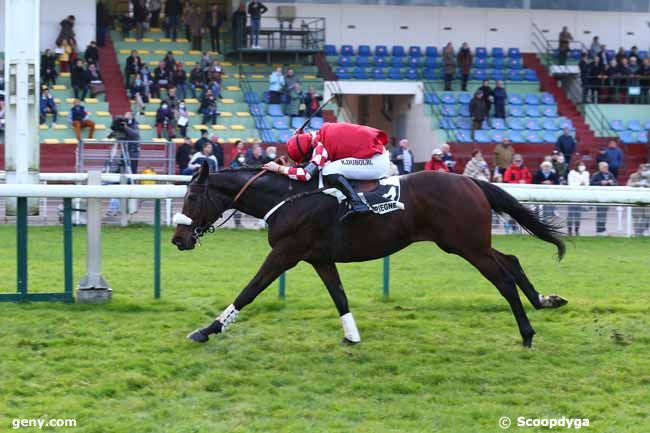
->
[493, 250, 568, 310]
[466, 251, 536, 347]
[312, 262, 360, 344]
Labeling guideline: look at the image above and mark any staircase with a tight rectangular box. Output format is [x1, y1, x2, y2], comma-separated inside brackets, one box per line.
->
[98, 35, 131, 116]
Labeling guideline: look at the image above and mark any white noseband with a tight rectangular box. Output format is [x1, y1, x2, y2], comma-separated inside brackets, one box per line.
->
[172, 213, 193, 226]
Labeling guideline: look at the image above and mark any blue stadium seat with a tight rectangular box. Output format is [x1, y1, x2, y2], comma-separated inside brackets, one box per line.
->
[407, 57, 421, 67]
[475, 57, 489, 69]
[250, 104, 263, 116]
[491, 70, 504, 81]
[267, 104, 283, 116]
[441, 92, 456, 104]
[388, 67, 403, 80]
[424, 57, 438, 68]
[543, 131, 558, 143]
[543, 106, 558, 117]
[458, 105, 470, 117]
[374, 57, 387, 67]
[272, 117, 290, 130]
[491, 130, 506, 143]
[375, 45, 388, 57]
[458, 92, 472, 104]
[609, 120, 625, 132]
[541, 93, 555, 105]
[423, 92, 439, 104]
[508, 47, 521, 59]
[455, 117, 472, 129]
[508, 130, 524, 142]
[405, 68, 419, 80]
[638, 133, 648, 144]
[526, 106, 542, 117]
[569, 48, 582, 60]
[341, 45, 354, 56]
[526, 131, 543, 143]
[508, 70, 522, 81]
[353, 67, 368, 79]
[440, 104, 457, 117]
[275, 130, 292, 143]
[391, 46, 405, 57]
[475, 130, 491, 143]
[423, 68, 438, 80]
[291, 117, 306, 129]
[255, 117, 271, 130]
[509, 106, 525, 117]
[542, 118, 558, 131]
[391, 57, 404, 67]
[310, 117, 324, 130]
[358, 45, 371, 57]
[324, 45, 337, 56]
[439, 118, 454, 129]
[491, 47, 504, 58]
[507, 117, 525, 130]
[628, 120, 643, 131]
[491, 118, 506, 130]
[525, 94, 540, 105]
[339, 56, 352, 66]
[508, 58, 523, 69]
[356, 56, 370, 67]
[260, 130, 274, 142]
[526, 119, 542, 130]
[373, 67, 386, 80]
[475, 47, 488, 58]
[472, 69, 488, 81]
[492, 58, 505, 69]
[558, 118, 574, 130]
[524, 70, 538, 81]
[335, 67, 350, 79]
[619, 131, 637, 144]
[456, 130, 473, 143]
[409, 46, 422, 58]
[425, 46, 438, 58]
[644, 120, 650, 130]
[605, 49, 615, 61]
[508, 94, 523, 105]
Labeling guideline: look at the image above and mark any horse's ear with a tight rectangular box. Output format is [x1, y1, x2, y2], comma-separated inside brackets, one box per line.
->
[198, 160, 210, 182]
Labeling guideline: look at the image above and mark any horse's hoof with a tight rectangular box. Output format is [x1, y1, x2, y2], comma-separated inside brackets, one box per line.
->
[522, 335, 534, 348]
[341, 337, 360, 346]
[187, 329, 209, 343]
[542, 294, 568, 309]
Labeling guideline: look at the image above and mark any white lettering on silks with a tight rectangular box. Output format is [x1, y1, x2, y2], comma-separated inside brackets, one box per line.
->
[341, 312, 361, 342]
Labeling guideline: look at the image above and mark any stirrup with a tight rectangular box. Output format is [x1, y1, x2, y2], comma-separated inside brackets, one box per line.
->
[339, 202, 372, 222]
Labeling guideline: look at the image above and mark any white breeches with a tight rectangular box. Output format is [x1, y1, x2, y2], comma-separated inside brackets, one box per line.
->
[321, 151, 390, 180]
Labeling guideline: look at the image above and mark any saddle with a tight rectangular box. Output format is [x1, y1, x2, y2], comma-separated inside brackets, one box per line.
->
[323, 176, 405, 216]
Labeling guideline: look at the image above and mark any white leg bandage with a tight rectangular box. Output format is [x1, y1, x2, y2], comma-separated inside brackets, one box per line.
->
[217, 304, 240, 331]
[340, 312, 361, 343]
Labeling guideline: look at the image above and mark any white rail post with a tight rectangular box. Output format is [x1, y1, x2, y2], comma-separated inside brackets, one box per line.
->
[76, 171, 112, 303]
[626, 207, 633, 238]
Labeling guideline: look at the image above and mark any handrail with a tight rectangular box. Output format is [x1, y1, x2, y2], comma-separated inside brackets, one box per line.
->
[423, 81, 456, 142]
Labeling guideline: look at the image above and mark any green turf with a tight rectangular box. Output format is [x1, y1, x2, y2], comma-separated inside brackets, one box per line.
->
[0, 227, 649, 432]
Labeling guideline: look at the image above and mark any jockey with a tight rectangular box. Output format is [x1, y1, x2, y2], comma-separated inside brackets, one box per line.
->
[263, 122, 390, 220]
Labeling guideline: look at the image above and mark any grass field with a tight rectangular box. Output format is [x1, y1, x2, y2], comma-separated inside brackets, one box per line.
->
[0, 226, 649, 433]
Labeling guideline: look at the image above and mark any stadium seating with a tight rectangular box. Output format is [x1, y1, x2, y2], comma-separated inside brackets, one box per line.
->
[584, 104, 650, 143]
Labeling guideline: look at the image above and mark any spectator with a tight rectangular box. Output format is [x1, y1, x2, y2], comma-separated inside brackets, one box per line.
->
[194, 129, 224, 168]
[155, 101, 175, 139]
[173, 62, 188, 100]
[457, 42, 472, 92]
[200, 51, 213, 74]
[558, 25, 572, 65]
[493, 138, 515, 177]
[615, 47, 626, 65]
[189, 5, 203, 51]
[189, 62, 205, 98]
[628, 57, 641, 102]
[232, 2, 247, 51]
[68, 99, 95, 141]
[286, 83, 303, 120]
[440, 143, 456, 172]
[629, 46, 639, 63]
[595, 146, 609, 165]
[269, 67, 285, 104]
[152, 61, 171, 99]
[139, 64, 153, 99]
[87, 63, 105, 98]
[207, 60, 223, 97]
[462, 149, 490, 181]
[265, 145, 278, 161]
[246, 143, 269, 166]
[503, 154, 532, 184]
[590, 161, 617, 235]
[58, 38, 76, 73]
[125, 49, 143, 88]
[163, 51, 177, 72]
[41, 49, 59, 87]
[532, 161, 559, 185]
[176, 136, 194, 173]
[641, 58, 650, 104]
[391, 138, 413, 175]
[284, 68, 300, 95]
[56, 15, 77, 48]
[71, 59, 90, 101]
[183, 142, 218, 175]
[175, 100, 190, 137]
[96, 0, 107, 47]
[248, 0, 268, 49]
[230, 147, 248, 169]
[567, 160, 589, 236]
[209, 3, 225, 53]
[165, 87, 180, 111]
[199, 89, 218, 125]
[551, 152, 568, 184]
[578, 52, 590, 102]
[627, 163, 650, 235]
[130, 74, 148, 115]
[605, 139, 623, 178]
[589, 36, 602, 59]
[182, 2, 194, 41]
[605, 59, 618, 103]
[132, 0, 148, 40]
[164, 0, 182, 41]
[469, 90, 487, 138]
[555, 127, 576, 166]
[39, 87, 58, 126]
[588, 55, 605, 102]
[230, 140, 246, 160]
[478, 79, 493, 117]
[424, 148, 449, 172]
[493, 80, 507, 119]
[442, 42, 455, 91]
[194, 129, 212, 152]
[149, 0, 162, 28]
[123, 112, 141, 173]
[84, 41, 99, 66]
[617, 58, 631, 103]
[303, 87, 323, 117]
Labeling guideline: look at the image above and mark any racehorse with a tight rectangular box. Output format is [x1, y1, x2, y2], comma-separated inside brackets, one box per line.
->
[172, 161, 567, 348]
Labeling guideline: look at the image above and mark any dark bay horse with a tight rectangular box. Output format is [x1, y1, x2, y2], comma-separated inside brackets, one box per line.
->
[172, 162, 567, 348]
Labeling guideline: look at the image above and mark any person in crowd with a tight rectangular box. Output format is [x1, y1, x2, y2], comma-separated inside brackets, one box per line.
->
[390, 138, 413, 175]
[493, 80, 507, 119]
[595, 145, 609, 165]
[469, 90, 487, 138]
[590, 161, 617, 235]
[130, 74, 148, 116]
[284, 68, 300, 96]
[588, 55, 605, 102]
[493, 138, 515, 177]
[578, 52, 590, 102]
[152, 61, 171, 99]
[627, 163, 650, 235]
[125, 49, 143, 88]
[84, 41, 99, 66]
[96, 1, 107, 46]
[164, 0, 182, 41]
[462, 149, 490, 181]
[605, 59, 618, 103]
[248, 0, 268, 49]
[532, 161, 559, 185]
[176, 136, 194, 173]
[478, 79, 493, 117]
[39, 87, 58, 126]
[303, 87, 323, 117]
[122, 112, 141, 173]
[269, 67, 285, 104]
[56, 15, 77, 49]
[189, 62, 205, 98]
[566, 160, 589, 236]
[265, 145, 278, 161]
[230, 141, 247, 168]
[175, 100, 190, 138]
[551, 152, 568, 184]
[194, 129, 224, 167]
[207, 60, 223, 98]
[59, 38, 77, 73]
[87, 63, 105, 98]
[629, 46, 639, 63]
[641, 58, 650, 104]
[442, 42, 456, 91]
[232, 2, 247, 51]
[440, 143, 456, 173]
[200, 51, 213, 74]
[555, 127, 576, 166]
[617, 57, 631, 103]
[457, 42, 473, 92]
[163, 51, 177, 72]
[194, 129, 212, 152]
[155, 101, 175, 139]
[71, 59, 90, 101]
[503, 154, 532, 184]
[68, 99, 95, 141]
[209, 3, 225, 53]
[589, 36, 602, 59]
[615, 47, 626, 65]
[230, 140, 246, 160]
[149, 0, 161, 28]
[246, 143, 269, 166]
[628, 57, 641, 103]
[40, 49, 59, 87]
[184, 142, 219, 175]
[558, 25, 572, 65]
[173, 62, 188, 101]
[286, 83, 303, 120]
[605, 139, 624, 178]
[424, 148, 449, 172]
[132, 0, 148, 40]
[189, 5, 203, 51]
[199, 89, 218, 125]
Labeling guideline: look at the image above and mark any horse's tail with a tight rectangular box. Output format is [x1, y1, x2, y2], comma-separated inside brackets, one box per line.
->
[470, 178, 566, 260]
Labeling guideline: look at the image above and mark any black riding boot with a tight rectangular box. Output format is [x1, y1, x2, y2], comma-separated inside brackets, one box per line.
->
[324, 174, 372, 221]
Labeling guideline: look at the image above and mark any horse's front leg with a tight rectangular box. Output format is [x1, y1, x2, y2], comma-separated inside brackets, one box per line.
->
[188, 246, 299, 343]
